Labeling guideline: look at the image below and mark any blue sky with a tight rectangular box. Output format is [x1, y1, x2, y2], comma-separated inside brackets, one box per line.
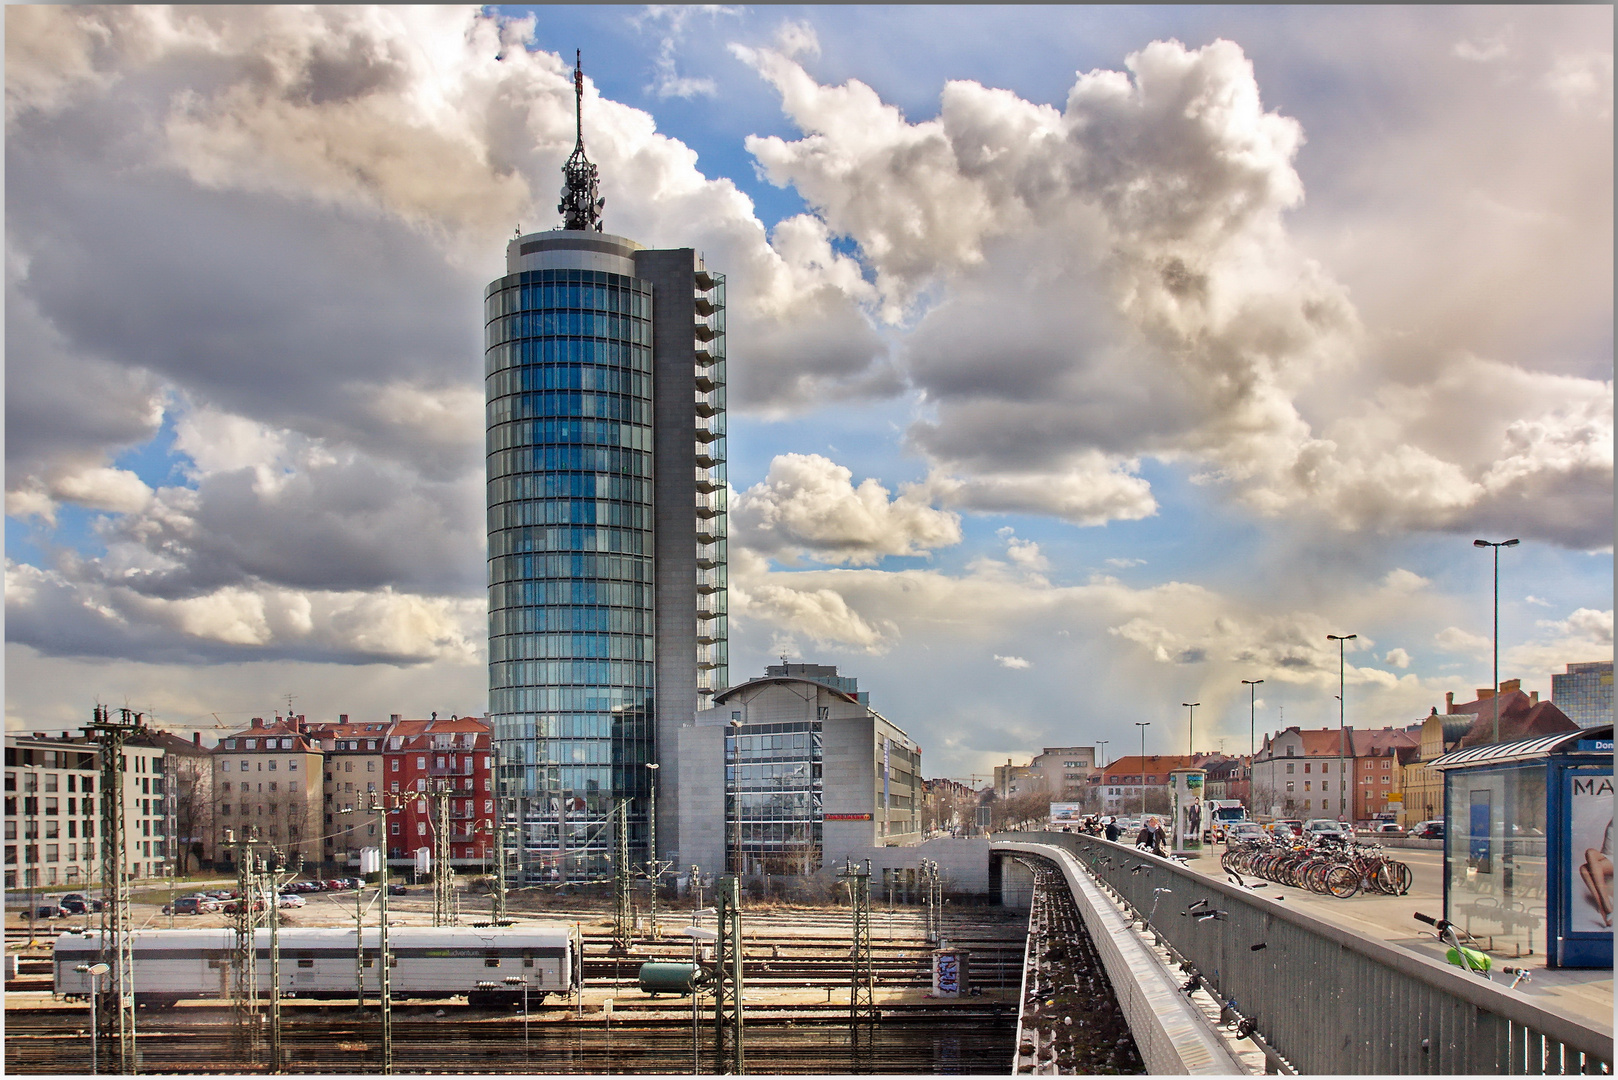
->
[5, 5, 1611, 777]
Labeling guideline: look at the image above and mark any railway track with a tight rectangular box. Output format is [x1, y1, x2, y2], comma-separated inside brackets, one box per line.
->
[6, 1008, 1014, 1074]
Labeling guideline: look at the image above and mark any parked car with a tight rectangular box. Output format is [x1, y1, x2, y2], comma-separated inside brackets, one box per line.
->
[1225, 822, 1267, 845]
[162, 895, 219, 916]
[1413, 821, 1445, 840]
[1270, 819, 1304, 837]
[1374, 822, 1404, 834]
[58, 893, 103, 915]
[35, 904, 62, 919]
[277, 894, 306, 909]
[388, 884, 409, 895]
[1305, 818, 1350, 842]
[220, 898, 267, 915]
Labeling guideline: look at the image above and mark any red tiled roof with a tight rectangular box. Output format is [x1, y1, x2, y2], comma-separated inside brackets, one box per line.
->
[1457, 700, 1578, 748]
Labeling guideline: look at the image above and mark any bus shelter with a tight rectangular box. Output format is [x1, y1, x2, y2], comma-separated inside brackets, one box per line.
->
[1431, 724, 1612, 968]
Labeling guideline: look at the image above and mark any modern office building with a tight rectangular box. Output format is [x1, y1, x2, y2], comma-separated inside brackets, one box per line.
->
[485, 56, 726, 879]
[673, 663, 922, 878]
[1552, 661, 1613, 728]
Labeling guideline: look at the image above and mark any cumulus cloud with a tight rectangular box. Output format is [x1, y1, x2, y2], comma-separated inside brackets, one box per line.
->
[730, 453, 961, 565]
[6, 559, 481, 666]
[735, 35, 1612, 545]
[1385, 648, 1412, 669]
[1435, 626, 1492, 657]
[994, 654, 1031, 669]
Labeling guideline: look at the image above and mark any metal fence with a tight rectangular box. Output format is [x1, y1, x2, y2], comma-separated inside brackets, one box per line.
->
[1000, 832, 1613, 1075]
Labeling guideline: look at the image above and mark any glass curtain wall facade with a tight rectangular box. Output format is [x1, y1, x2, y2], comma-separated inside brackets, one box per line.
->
[725, 721, 823, 876]
[486, 262, 656, 879]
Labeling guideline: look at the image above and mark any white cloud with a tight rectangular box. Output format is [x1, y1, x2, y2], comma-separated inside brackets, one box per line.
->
[1385, 648, 1412, 669]
[1434, 626, 1492, 657]
[735, 35, 1611, 546]
[994, 654, 1031, 669]
[731, 453, 961, 565]
[1106, 557, 1147, 569]
[1544, 52, 1614, 118]
[1381, 569, 1430, 594]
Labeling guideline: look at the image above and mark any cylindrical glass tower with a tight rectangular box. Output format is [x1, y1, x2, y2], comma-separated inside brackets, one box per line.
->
[485, 233, 655, 879]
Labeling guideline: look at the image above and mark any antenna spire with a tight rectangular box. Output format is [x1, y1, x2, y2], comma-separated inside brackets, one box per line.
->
[558, 49, 605, 232]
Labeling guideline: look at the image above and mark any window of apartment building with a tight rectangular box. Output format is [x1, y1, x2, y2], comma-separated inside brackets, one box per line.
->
[344, 761, 353, 773]
[390, 782, 399, 794]
[1304, 781, 1311, 791]
[391, 759, 400, 772]
[43, 774, 58, 793]
[1321, 781, 1330, 792]
[44, 798, 58, 815]
[267, 760, 276, 771]
[221, 761, 230, 773]
[245, 740, 256, 750]
[416, 756, 426, 769]
[240, 760, 250, 772]
[367, 761, 376, 772]
[1304, 763, 1311, 773]
[288, 759, 298, 772]
[1286, 782, 1295, 793]
[289, 781, 298, 794]
[1285, 747, 1295, 757]
[390, 822, 400, 835]
[67, 821, 76, 839]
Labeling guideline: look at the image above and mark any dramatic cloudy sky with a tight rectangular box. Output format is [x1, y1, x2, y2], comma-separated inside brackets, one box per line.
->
[6, 5, 1612, 778]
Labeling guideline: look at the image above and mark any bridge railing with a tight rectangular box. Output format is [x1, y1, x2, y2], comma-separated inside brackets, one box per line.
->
[996, 831, 1613, 1076]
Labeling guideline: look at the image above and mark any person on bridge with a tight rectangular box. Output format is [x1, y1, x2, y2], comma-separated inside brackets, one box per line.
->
[1104, 817, 1121, 843]
[1136, 817, 1167, 856]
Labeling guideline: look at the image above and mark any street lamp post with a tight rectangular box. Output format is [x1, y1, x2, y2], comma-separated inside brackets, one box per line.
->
[1474, 539, 1520, 745]
[77, 962, 110, 1075]
[1181, 702, 1200, 759]
[1242, 680, 1263, 808]
[1134, 722, 1150, 818]
[1095, 741, 1108, 769]
[645, 762, 661, 939]
[1327, 634, 1357, 821]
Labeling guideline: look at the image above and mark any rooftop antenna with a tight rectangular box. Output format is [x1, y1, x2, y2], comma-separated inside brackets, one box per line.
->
[558, 50, 605, 232]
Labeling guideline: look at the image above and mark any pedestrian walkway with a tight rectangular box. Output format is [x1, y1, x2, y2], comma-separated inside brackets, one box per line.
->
[1176, 847, 1614, 1030]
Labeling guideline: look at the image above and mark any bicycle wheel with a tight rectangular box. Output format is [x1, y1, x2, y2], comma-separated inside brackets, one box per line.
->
[1391, 861, 1413, 895]
[1326, 864, 1360, 898]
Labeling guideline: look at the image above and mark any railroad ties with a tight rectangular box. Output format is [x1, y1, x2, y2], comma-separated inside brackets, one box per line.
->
[1015, 859, 1146, 1075]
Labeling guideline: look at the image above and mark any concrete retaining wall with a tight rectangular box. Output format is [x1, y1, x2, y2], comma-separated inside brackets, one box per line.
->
[999, 841, 1246, 1075]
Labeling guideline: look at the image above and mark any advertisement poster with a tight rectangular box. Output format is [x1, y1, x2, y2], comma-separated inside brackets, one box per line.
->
[1048, 802, 1085, 827]
[1569, 773, 1614, 934]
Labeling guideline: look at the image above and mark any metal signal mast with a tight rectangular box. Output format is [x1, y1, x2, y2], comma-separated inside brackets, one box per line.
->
[88, 705, 144, 1075]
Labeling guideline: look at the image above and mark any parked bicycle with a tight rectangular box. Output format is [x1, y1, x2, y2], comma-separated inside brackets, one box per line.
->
[1414, 911, 1531, 989]
[1222, 833, 1413, 898]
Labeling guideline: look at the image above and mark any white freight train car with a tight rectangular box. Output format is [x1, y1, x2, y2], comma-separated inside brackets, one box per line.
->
[54, 925, 576, 1006]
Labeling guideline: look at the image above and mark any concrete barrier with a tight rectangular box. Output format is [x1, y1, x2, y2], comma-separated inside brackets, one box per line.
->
[999, 841, 1246, 1075]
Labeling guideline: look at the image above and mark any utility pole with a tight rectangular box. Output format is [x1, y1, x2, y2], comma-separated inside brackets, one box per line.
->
[88, 705, 144, 1076]
[230, 832, 263, 1068]
[713, 874, 744, 1075]
[431, 783, 454, 927]
[492, 745, 509, 925]
[839, 858, 875, 1022]
[612, 800, 632, 954]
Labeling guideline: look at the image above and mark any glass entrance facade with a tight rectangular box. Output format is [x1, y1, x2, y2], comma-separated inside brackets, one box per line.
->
[485, 266, 656, 878]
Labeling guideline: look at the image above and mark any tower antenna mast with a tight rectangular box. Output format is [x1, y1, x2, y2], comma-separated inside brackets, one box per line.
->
[558, 50, 605, 231]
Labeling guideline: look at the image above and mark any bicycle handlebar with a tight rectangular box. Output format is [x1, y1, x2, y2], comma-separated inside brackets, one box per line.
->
[1413, 911, 1455, 932]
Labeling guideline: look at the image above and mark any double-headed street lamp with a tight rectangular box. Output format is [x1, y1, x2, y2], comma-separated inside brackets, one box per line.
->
[1474, 538, 1520, 744]
[1181, 702, 1200, 759]
[1327, 634, 1356, 820]
[1134, 722, 1150, 817]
